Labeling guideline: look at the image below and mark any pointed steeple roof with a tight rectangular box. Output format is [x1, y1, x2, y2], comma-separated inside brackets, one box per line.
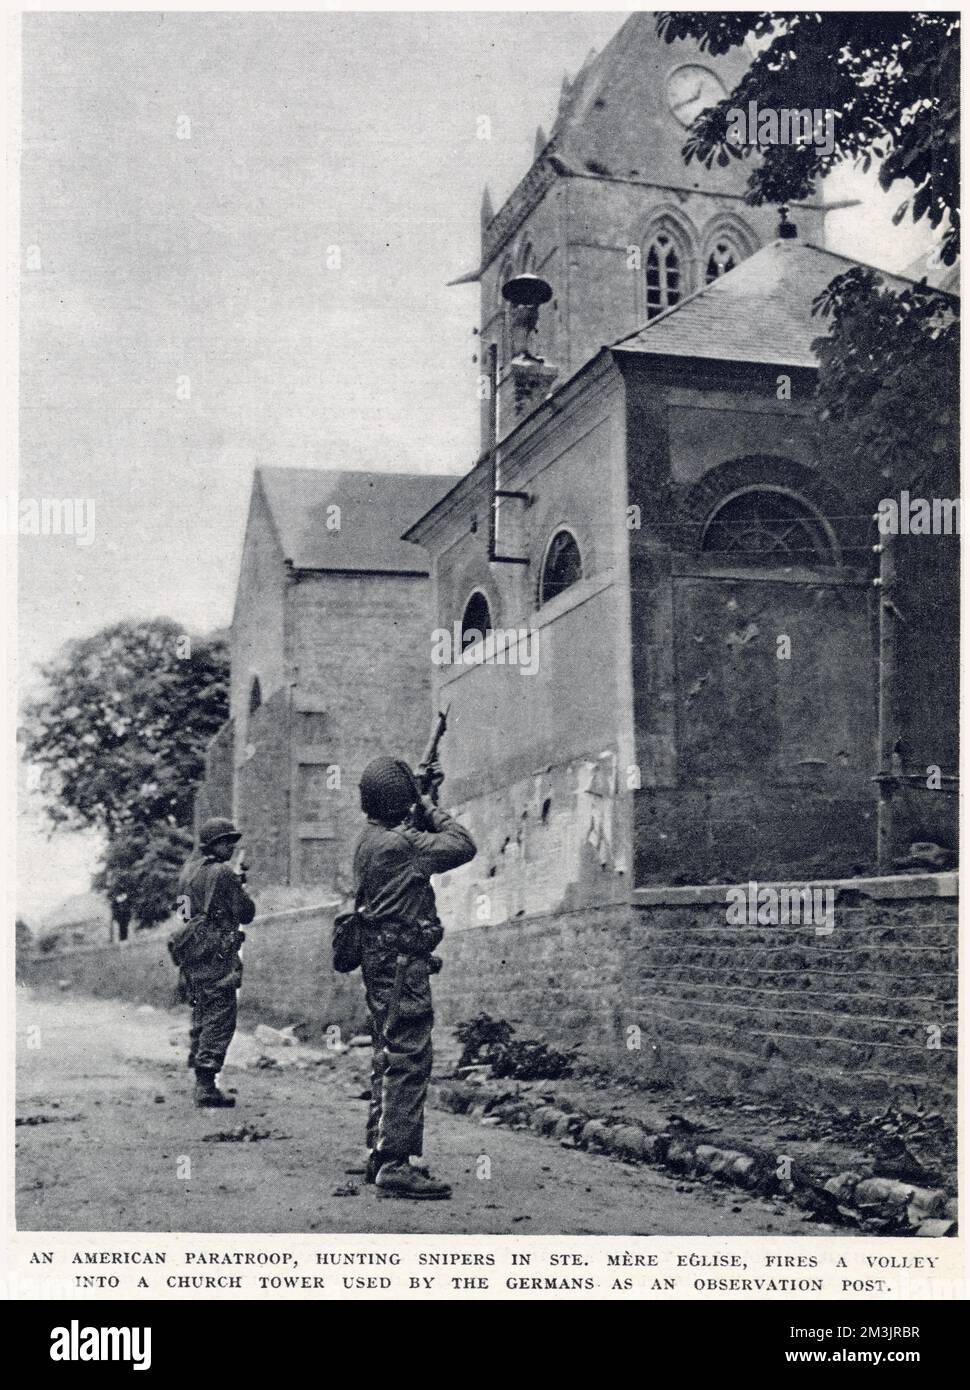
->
[480, 184, 494, 232]
[548, 11, 753, 189]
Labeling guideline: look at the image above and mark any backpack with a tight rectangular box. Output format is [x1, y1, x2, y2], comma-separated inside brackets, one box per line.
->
[332, 890, 365, 974]
[168, 865, 221, 971]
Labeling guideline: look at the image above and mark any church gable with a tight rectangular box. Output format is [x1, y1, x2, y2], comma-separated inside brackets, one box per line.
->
[230, 473, 289, 731]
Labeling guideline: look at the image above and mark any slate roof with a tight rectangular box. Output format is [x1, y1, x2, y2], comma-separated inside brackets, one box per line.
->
[613, 239, 933, 369]
[256, 467, 456, 573]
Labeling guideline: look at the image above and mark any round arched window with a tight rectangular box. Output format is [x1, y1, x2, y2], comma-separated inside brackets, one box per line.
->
[540, 530, 583, 604]
[460, 590, 492, 652]
[701, 489, 835, 565]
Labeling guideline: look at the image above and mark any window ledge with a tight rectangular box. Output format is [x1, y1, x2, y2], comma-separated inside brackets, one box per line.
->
[533, 569, 615, 630]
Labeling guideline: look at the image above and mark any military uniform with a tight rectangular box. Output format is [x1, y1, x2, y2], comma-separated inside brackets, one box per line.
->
[353, 769, 475, 1168]
[178, 837, 255, 1089]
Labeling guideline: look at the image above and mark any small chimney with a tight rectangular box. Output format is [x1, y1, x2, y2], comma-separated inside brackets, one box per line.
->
[778, 206, 798, 240]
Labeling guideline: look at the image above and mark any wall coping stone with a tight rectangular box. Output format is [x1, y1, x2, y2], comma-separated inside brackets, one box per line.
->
[632, 872, 957, 909]
[25, 902, 337, 962]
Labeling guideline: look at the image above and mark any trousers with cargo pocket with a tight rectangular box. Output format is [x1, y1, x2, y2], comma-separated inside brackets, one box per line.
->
[187, 961, 242, 1073]
[363, 947, 433, 1160]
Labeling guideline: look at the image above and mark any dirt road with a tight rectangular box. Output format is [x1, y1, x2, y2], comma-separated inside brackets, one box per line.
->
[16, 987, 809, 1236]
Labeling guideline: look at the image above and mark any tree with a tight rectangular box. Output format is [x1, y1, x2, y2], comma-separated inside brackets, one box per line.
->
[656, 11, 959, 477]
[23, 619, 228, 838]
[23, 619, 228, 929]
[657, 11, 958, 266]
[93, 824, 194, 934]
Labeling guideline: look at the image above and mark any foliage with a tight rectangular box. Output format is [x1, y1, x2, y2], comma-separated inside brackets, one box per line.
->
[15, 919, 33, 958]
[92, 824, 193, 931]
[454, 1012, 577, 1081]
[23, 619, 228, 840]
[657, 12, 960, 492]
[812, 269, 959, 476]
[656, 11, 959, 265]
[23, 618, 228, 929]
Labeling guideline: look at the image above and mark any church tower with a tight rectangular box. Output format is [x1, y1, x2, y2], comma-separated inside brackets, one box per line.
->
[475, 12, 827, 444]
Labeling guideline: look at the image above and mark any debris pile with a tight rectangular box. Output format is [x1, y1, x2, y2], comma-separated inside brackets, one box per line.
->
[201, 1124, 289, 1144]
[453, 1013, 578, 1081]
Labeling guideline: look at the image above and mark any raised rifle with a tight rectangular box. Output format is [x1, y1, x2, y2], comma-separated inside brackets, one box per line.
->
[415, 704, 450, 804]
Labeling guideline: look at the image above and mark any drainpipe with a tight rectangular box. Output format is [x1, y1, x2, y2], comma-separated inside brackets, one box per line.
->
[874, 520, 899, 873]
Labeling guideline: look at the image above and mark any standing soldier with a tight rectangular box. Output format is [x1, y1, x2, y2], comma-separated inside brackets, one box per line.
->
[354, 755, 476, 1199]
[177, 817, 256, 1108]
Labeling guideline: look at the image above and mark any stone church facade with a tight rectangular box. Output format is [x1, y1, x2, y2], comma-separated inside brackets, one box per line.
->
[197, 466, 453, 895]
[400, 15, 957, 1096]
[196, 13, 956, 1100]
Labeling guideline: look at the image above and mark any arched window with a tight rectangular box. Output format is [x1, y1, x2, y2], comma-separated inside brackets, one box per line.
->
[706, 238, 738, 284]
[701, 489, 836, 566]
[460, 590, 492, 652]
[540, 529, 583, 603]
[646, 234, 683, 318]
[248, 676, 262, 716]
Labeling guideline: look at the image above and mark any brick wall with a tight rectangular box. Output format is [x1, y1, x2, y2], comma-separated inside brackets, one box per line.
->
[434, 875, 957, 1112]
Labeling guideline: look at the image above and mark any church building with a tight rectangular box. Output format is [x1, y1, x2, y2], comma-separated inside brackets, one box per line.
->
[201, 13, 956, 1101]
[399, 14, 957, 1093]
[198, 466, 453, 894]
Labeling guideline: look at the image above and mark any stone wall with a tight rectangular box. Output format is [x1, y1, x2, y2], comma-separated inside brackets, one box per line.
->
[632, 562, 878, 883]
[194, 717, 235, 830]
[23, 876, 956, 1114]
[236, 686, 292, 885]
[287, 570, 437, 892]
[434, 874, 957, 1112]
[22, 905, 367, 1039]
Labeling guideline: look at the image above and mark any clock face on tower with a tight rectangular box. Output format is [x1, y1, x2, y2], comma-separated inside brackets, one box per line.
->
[666, 64, 727, 128]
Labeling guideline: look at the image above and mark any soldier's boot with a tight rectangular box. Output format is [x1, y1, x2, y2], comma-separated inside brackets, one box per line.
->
[193, 1068, 235, 1108]
[365, 1152, 430, 1184]
[375, 1159, 451, 1200]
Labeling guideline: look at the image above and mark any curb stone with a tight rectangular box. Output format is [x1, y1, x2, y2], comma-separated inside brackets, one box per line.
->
[429, 1079, 956, 1236]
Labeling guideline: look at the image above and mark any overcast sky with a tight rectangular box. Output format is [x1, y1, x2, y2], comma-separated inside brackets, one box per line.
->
[15, 10, 935, 919]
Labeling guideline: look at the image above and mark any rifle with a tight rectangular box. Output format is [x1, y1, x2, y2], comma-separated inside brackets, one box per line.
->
[415, 704, 450, 803]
